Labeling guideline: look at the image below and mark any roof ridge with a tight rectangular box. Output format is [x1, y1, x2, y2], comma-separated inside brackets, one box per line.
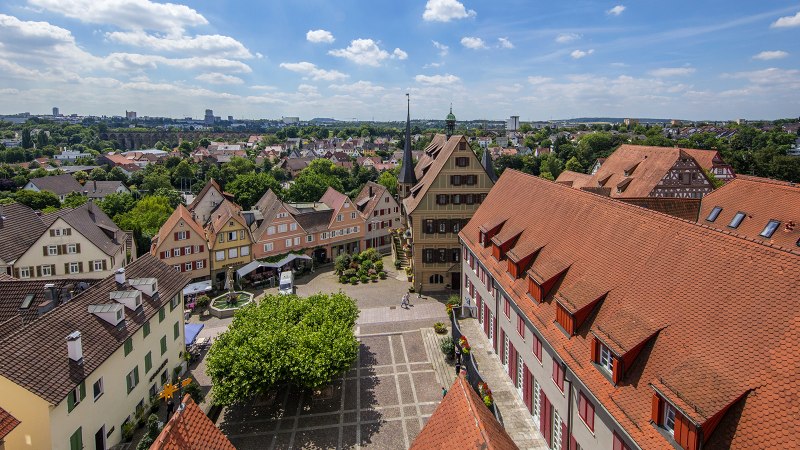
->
[508, 170, 800, 257]
[731, 174, 799, 188]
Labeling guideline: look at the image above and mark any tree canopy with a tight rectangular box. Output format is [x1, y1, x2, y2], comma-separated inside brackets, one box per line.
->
[226, 172, 281, 210]
[206, 292, 359, 406]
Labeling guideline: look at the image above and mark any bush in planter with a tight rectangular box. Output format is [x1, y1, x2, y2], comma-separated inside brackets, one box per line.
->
[360, 275, 369, 284]
[440, 336, 455, 358]
[379, 271, 387, 279]
[343, 268, 357, 278]
[374, 260, 384, 271]
[339, 275, 348, 284]
[149, 395, 160, 414]
[394, 260, 402, 269]
[349, 276, 358, 285]
[183, 380, 206, 404]
[334, 254, 352, 274]
[362, 260, 374, 270]
[362, 248, 381, 263]
[121, 422, 135, 442]
[433, 322, 447, 334]
[370, 274, 378, 282]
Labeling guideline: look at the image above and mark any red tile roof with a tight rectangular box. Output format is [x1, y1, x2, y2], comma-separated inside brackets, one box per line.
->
[460, 170, 800, 449]
[353, 181, 388, 218]
[617, 197, 701, 221]
[699, 175, 800, 250]
[555, 170, 592, 189]
[0, 407, 20, 441]
[151, 204, 206, 251]
[150, 394, 235, 450]
[410, 374, 518, 450]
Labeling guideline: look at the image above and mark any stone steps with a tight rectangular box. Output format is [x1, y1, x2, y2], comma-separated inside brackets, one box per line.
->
[420, 327, 457, 390]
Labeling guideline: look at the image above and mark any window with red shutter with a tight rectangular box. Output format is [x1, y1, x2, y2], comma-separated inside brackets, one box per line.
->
[517, 316, 525, 338]
[503, 296, 510, 318]
[552, 361, 564, 391]
[613, 433, 632, 450]
[578, 392, 595, 431]
[532, 333, 542, 362]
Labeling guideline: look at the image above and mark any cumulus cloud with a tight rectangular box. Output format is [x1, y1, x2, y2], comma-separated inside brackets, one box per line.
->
[724, 67, 800, 87]
[279, 61, 348, 81]
[648, 67, 696, 77]
[328, 80, 386, 95]
[415, 73, 460, 85]
[461, 37, 487, 49]
[432, 40, 449, 57]
[105, 30, 253, 58]
[423, 62, 443, 69]
[555, 33, 581, 44]
[329, 39, 394, 66]
[106, 53, 252, 73]
[528, 76, 553, 85]
[570, 49, 594, 59]
[306, 29, 335, 43]
[607, 5, 626, 16]
[422, 0, 476, 22]
[498, 37, 514, 49]
[195, 73, 244, 85]
[771, 11, 800, 28]
[753, 50, 788, 60]
[392, 48, 408, 60]
[28, 0, 208, 32]
[0, 14, 99, 68]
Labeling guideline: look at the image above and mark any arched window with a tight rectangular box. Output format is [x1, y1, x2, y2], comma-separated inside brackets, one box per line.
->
[429, 274, 444, 284]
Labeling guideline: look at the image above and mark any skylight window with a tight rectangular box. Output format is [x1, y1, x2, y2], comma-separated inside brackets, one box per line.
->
[706, 206, 722, 222]
[760, 220, 780, 238]
[728, 212, 746, 229]
[20, 293, 35, 309]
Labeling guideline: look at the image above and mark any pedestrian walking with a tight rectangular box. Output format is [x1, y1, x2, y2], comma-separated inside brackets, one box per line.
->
[441, 387, 448, 398]
[401, 293, 409, 308]
[455, 362, 461, 375]
[417, 282, 423, 299]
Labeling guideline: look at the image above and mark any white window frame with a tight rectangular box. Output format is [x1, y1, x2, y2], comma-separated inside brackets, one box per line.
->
[350, 212, 356, 219]
[267, 226, 276, 235]
[53, 228, 62, 237]
[126, 369, 138, 390]
[227, 231, 237, 242]
[293, 237, 300, 245]
[516, 352, 523, 394]
[93, 260, 103, 272]
[337, 214, 343, 222]
[67, 244, 77, 254]
[69, 262, 80, 274]
[599, 344, 614, 374]
[264, 242, 273, 252]
[215, 250, 225, 261]
[228, 248, 238, 259]
[290, 223, 297, 231]
[306, 235, 314, 243]
[532, 379, 541, 423]
[20, 267, 31, 278]
[164, 249, 171, 258]
[278, 224, 288, 233]
[176, 230, 187, 240]
[41, 265, 53, 276]
[184, 262, 192, 271]
[184, 246, 192, 255]
[48, 245, 58, 256]
[174, 265, 181, 272]
[552, 410, 562, 450]
[503, 334, 510, 370]
[664, 403, 676, 436]
[93, 378, 104, 401]
[285, 238, 292, 247]
[240, 246, 250, 256]
[196, 260, 204, 269]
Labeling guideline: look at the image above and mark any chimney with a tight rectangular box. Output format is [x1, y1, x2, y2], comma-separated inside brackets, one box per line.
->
[115, 268, 126, 286]
[67, 331, 83, 363]
[369, 185, 373, 197]
[44, 283, 57, 303]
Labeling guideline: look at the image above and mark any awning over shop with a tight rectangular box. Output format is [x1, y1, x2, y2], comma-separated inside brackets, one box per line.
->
[185, 323, 205, 346]
[182, 280, 212, 296]
[236, 254, 312, 278]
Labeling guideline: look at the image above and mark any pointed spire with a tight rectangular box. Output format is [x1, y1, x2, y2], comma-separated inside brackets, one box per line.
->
[481, 148, 497, 183]
[398, 93, 417, 187]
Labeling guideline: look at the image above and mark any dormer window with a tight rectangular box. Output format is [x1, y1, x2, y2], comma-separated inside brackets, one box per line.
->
[759, 220, 780, 238]
[728, 211, 745, 228]
[599, 344, 614, 374]
[664, 403, 677, 436]
[705, 206, 722, 222]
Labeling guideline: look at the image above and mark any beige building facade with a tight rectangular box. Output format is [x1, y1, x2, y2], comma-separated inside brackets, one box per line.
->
[150, 204, 210, 281]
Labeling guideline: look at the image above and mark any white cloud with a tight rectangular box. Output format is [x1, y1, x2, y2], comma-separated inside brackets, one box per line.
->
[771, 11, 800, 28]
[195, 73, 244, 85]
[753, 50, 788, 60]
[0, 14, 99, 68]
[528, 76, 553, 85]
[570, 49, 594, 59]
[28, 0, 208, 32]
[648, 67, 696, 77]
[392, 48, 408, 60]
[555, 33, 581, 44]
[495, 83, 522, 93]
[607, 5, 626, 16]
[423, 62, 443, 69]
[279, 61, 348, 81]
[461, 37, 487, 49]
[498, 37, 514, 49]
[105, 53, 252, 73]
[105, 30, 253, 58]
[422, 0, 476, 22]
[306, 29, 335, 43]
[432, 40, 449, 57]
[329, 39, 391, 66]
[724, 67, 800, 87]
[415, 73, 460, 85]
[328, 80, 386, 95]
[250, 85, 277, 90]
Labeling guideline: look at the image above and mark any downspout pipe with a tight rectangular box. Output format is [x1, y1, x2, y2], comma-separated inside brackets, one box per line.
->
[564, 364, 574, 450]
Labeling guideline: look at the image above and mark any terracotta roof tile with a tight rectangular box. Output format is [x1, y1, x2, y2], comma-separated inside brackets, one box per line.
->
[617, 197, 701, 221]
[152, 204, 206, 250]
[555, 170, 592, 189]
[0, 407, 20, 441]
[410, 374, 518, 450]
[698, 175, 800, 250]
[460, 170, 800, 449]
[0, 277, 97, 336]
[403, 134, 467, 215]
[150, 394, 235, 450]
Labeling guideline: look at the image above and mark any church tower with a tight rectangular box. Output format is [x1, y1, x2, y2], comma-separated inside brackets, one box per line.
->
[397, 94, 417, 200]
[445, 105, 456, 138]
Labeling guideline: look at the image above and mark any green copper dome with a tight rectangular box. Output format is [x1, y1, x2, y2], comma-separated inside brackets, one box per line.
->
[446, 106, 456, 121]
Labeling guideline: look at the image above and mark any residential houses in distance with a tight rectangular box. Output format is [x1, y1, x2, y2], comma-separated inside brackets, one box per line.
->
[460, 169, 800, 450]
[24, 173, 83, 202]
[0, 202, 136, 279]
[149, 204, 210, 281]
[399, 107, 496, 292]
[0, 255, 189, 450]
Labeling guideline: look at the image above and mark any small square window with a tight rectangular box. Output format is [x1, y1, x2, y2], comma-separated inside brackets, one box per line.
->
[760, 220, 780, 238]
[93, 378, 103, 401]
[705, 206, 722, 222]
[728, 211, 746, 229]
[599, 344, 614, 374]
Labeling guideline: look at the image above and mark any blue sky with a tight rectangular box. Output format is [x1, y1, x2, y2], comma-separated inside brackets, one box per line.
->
[0, 0, 799, 121]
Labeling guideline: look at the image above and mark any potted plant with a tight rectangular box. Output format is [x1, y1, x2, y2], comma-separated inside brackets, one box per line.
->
[394, 259, 402, 269]
[360, 274, 369, 284]
[195, 295, 210, 316]
[433, 322, 447, 334]
[458, 336, 471, 355]
[478, 382, 494, 408]
[405, 266, 413, 281]
[350, 276, 358, 285]
[440, 337, 455, 358]
[379, 271, 387, 279]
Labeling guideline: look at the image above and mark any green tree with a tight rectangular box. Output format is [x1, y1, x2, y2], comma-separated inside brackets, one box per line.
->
[198, 138, 211, 148]
[21, 128, 32, 149]
[115, 195, 173, 255]
[539, 171, 555, 181]
[72, 170, 88, 185]
[540, 154, 564, 178]
[171, 159, 195, 187]
[36, 130, 48, 148]
[88, 167, 108, 181]
[98, 192, 136, 218]
[564, 156, 584, 173]
[152, 188, 184, 208]
[227, 172, 282, 209]
[62, 191, 87, 209]
[14, 190, 61, 210]
[206, 292, 359, 406]
[140, 166, 172, 193]
[108, 166, 129, 184]
[377, 171, 397, 196]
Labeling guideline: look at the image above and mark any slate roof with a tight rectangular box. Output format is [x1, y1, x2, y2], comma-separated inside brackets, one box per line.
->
[577, 145, 710, 197]
[0, 203, 47, 263]
[0, 407, 20, 441]
[27, 174, 82, 196]
[0, 277, 96, 336]
[44, 202, 127, 256]
[151, 204, 206, 250]
[460, 169, 800, 450]
[150, 394, 235, 450]
[353, 181, 387, 218]
[698, 174, 800, 249]
[0, 254, 189, 405]
[410, 373, 518, 450]
[83, 180, 127, 200]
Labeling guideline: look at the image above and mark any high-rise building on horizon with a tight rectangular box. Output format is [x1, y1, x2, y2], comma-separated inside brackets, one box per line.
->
[125, 110, 137, 120]
[204, 109, 215, 125]
[52, 107, 59, 117]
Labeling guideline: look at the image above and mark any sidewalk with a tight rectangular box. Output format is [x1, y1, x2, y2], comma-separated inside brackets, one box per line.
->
[459, 318, 549, 450]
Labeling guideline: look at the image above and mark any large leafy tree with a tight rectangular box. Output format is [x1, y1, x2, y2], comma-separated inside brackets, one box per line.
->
[98, 192, 136, 218]
[114, 195, 173, 255]
[377, 171, 397, 196]
[286, 159, 345, 202]
[14, 190, 60, 210]
[226, 172, 282, 210]
[62, 191, 88, 209]
[206, 292, 359, 406]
